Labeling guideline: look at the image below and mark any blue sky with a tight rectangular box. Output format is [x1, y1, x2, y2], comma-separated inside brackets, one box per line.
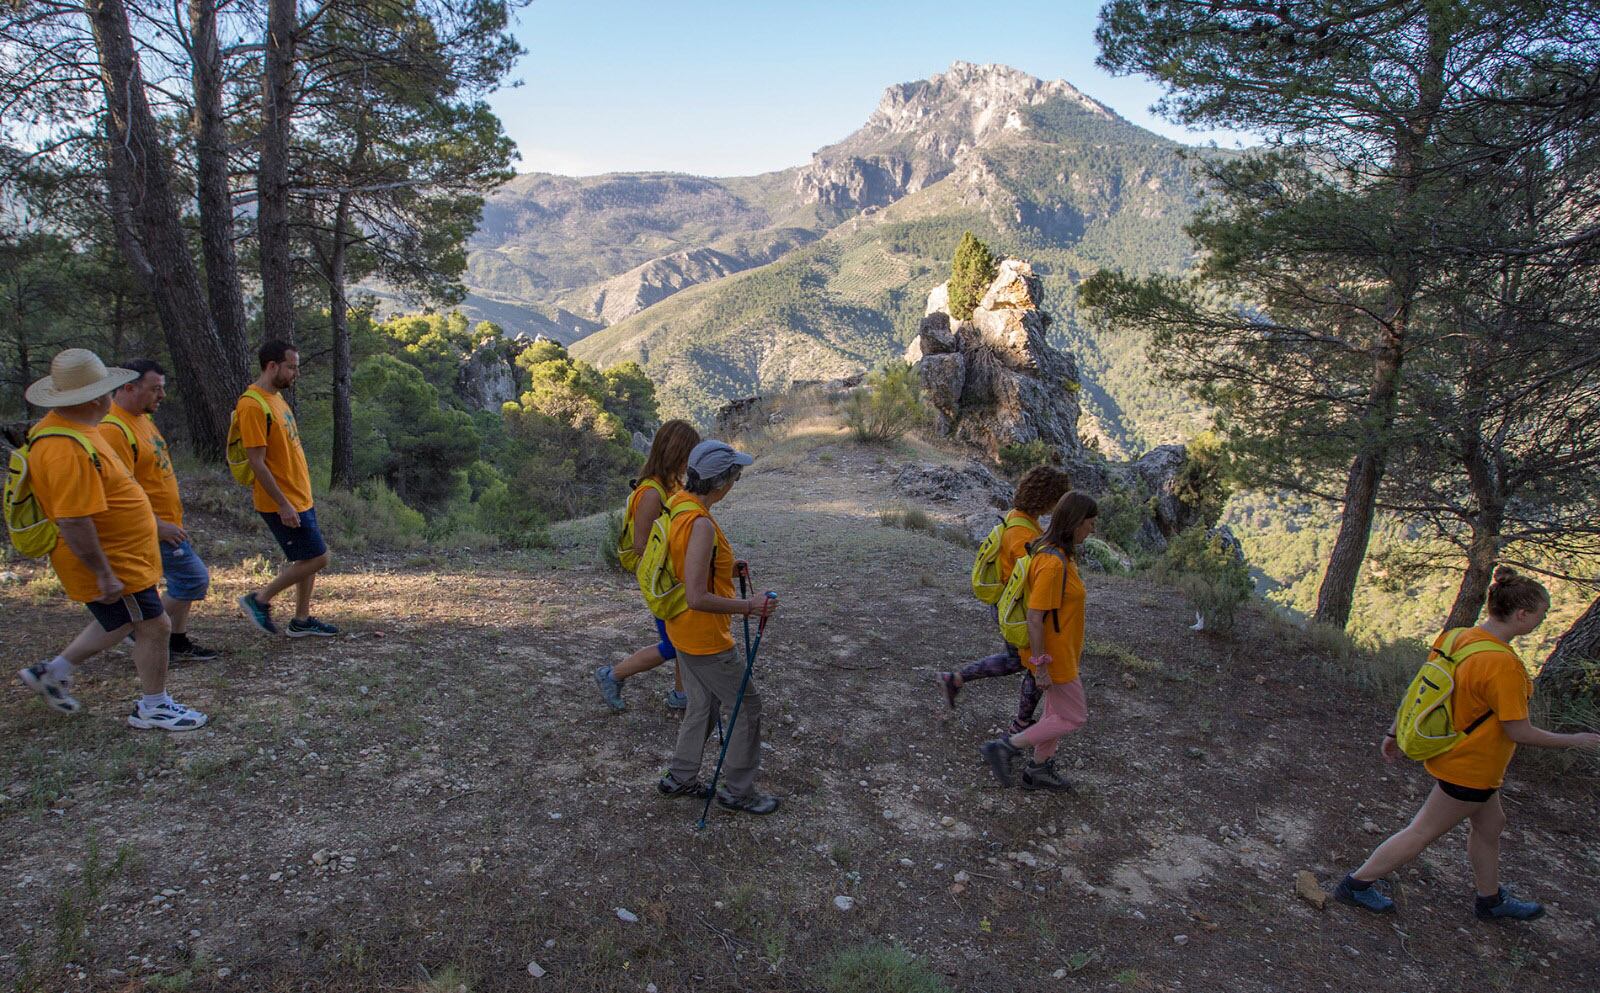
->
[489, 0, 1250, 177]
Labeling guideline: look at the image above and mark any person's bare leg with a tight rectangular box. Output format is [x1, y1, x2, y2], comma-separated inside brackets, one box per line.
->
[294, 570, 316, 622]
[163, 597, 193, 635]
[130, 614, 172, 696]
[613, 645, 665, 681]
[256, 553, 328, 612]
[1353, 784, 1478, 881]
[1466, 793, 1507, 898]
[60, 620, 132, 665]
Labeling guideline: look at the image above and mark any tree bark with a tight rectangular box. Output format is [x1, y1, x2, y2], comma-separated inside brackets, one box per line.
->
[88, 0, 236, 458]
[1444, 505, 1504, 631]
[258, 0, 298, 343]
[188, 0, 250, 363]
[328, 193, 356, 489]
[1537, 595, 1600, 700]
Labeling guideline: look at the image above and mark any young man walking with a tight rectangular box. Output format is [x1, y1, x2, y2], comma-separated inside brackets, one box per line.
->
[97, 360, 218, 661]
[235, 341, 337, 637]
[15, 349, 208, 730]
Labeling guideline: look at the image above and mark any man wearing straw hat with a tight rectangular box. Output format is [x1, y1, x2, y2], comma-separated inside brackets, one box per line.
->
[14, 348, 209, 731]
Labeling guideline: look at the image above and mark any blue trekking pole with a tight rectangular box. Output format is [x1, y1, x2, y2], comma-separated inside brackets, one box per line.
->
[696, 590, 777, 830]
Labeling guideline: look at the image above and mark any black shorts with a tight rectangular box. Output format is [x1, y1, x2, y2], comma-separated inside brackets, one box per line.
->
[260, 505, 328, 562]
[1436, 779, 1498, 803]
[85, 586, 164, 632]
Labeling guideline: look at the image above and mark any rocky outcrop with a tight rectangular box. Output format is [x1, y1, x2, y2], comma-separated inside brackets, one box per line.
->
[906, 259, 1082, 462]
[456, 345, 520, 411]
[894, 460, 1014, 542]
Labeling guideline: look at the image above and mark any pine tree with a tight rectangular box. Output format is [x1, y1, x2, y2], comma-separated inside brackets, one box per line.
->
[948, 232, 996, 321]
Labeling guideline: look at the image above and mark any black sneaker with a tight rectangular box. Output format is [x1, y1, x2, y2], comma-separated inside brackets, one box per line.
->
[238, 593, 278, 635]
[1334, 875, 1396, 914]
[657, 774, 711, 799]
[170, 633, 219, 662]
[715, 788, 780, 815]
[1475, 887, 1544, 922]
[979, 737, 1022, 787]
[286, 616, 339, 638]
[1020, 758, 1073, 793]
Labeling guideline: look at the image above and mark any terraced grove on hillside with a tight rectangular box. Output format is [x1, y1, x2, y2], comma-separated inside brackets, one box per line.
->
[3, 424, 1598, 992]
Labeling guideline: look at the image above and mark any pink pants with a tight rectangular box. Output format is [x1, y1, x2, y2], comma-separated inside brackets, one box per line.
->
[1011, 678, 1087, 760]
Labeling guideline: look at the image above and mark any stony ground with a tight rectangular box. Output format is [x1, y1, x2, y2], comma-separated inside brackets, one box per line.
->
[3, 424, 1598, 992]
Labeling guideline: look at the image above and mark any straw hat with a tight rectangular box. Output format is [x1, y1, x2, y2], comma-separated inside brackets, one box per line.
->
[24, 349, 139, 408]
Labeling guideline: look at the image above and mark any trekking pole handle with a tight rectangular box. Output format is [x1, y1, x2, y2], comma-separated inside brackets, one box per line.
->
[756, 591, 777, 634]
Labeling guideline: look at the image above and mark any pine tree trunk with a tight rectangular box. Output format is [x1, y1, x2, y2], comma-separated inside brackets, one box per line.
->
[1538, 596, 1600, 700]
[328, 194, 356, 490]
[1444, 508, 1504, 630]
[258, 0, 298, 343]
[189, 0, 251, 362]
[88, 0, 236, 458]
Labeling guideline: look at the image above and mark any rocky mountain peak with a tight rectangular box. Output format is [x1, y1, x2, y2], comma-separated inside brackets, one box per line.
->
[794, 61, 1123, 211]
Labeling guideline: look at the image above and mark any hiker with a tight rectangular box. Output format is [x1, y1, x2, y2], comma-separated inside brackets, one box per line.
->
[594, 419, 700, 712]
[978, 491, 1098, 792]
[1334, 568, 1600, 920]
[938, 466, 1072, 730]
[234, 341, 337, 638]
[13, 349, 208, 730]
[656, 440, 781, 815]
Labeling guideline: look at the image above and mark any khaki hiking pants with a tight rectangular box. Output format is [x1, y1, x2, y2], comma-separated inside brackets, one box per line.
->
[668, 646, 763, 799]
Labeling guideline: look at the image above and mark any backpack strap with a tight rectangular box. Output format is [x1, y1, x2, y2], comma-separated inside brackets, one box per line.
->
[27, 426, 101, 469]
[667, 493, 718, 589]
[243, 387, 274, 439]
[1431, 627, 1509, 737]
[101, 411, 138, 464]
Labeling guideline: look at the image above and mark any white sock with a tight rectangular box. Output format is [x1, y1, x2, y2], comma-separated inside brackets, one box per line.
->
[45, 655, 74, 681]
[140, 692, 173, 710]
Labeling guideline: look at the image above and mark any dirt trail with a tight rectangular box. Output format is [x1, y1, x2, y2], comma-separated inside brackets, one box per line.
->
[2, 431, 1598, 992]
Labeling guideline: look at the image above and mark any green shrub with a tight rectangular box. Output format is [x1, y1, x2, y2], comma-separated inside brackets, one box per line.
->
[998, 440, 1058, 479]
[600, 509, 628, 572]
[948, 231, 997, 321]
[821, 943, 952, 993]
[1095, 480, 1148, 551]
[1172, 431, 1232, 528]
[846, 363, 928, 444]
[317, 481, 427, 552]
[475, 479, 550, 548]
[879, 506, 975, 548]
[1079, 536, 1133, 575]
[1155, 526, 1253, 634]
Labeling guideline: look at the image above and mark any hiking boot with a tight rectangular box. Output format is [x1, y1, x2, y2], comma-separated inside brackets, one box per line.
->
[593, 665, 625, 711]
[238, 593, 278, 635]
[18, 663, 80, 715]
[665, 689, 688, 711]
[127, 700, 209, 732]
[286, 616, 338, 638]
[657, 773, 711, 799]
[1475, 887, 1544, 922]
[1020, 758, 1073, 793]
[715, 788, 780, 815]
[979, 737, 1022, 787]
[170, 633, 219, 661]
[1334, 875, 1395, 914]
[937, 671, 961, 708]
[1008, 717, 1036, 735]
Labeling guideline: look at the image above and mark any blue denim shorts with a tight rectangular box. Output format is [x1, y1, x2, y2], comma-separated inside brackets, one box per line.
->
[85, 586, 164, 632]
[160, 538, 210, 601]
[655, 616, 677, 661]
[260, 506, 328, 562]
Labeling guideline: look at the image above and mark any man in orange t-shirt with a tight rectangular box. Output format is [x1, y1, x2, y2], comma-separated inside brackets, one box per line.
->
[235, 341, 336, 639]
[14, 349, 208, 731]
[98, 360, 217, 661]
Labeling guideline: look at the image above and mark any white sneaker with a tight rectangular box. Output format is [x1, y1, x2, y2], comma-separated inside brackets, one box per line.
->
[127, 700, 209, 732]
[18, 663, 80, 714]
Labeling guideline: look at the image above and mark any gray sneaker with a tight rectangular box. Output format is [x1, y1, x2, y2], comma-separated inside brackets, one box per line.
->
[593, 665, 625, 711]
[979, 737, 1022, 787]
[1020, 758, 1073, 793]
[665, 689, 688, 710]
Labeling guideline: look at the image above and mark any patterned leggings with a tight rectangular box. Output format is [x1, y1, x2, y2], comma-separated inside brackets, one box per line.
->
[957, 644, 1043, 728]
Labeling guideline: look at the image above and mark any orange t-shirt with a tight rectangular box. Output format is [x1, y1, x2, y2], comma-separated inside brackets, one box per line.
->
[1022, 547, 1086, 684]
[998, 511, 1041, 585]
[98, 406, 184, 527]
[1423, 629, 1532, 790]
[663, 493, 736, 656]
[27, 412, 161, 602]
[236, 387, 313, 513]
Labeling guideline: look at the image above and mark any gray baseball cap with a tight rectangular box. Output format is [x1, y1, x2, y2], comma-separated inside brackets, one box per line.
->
[688, 439, 754, 479]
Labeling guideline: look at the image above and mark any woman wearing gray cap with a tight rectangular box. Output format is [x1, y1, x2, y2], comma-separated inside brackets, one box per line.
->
[656, 439, 782, 814]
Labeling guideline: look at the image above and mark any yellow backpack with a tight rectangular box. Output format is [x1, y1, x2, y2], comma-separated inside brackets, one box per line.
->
[970, 511, 1041, 604]
[996, 544, 1067, 648]
[226, 389, 273, 485]
[1393, 628, 1507, 761]
[4, 427, 101, 558]
[636, 493, 710, 620]
[616, 478, 668, 574]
